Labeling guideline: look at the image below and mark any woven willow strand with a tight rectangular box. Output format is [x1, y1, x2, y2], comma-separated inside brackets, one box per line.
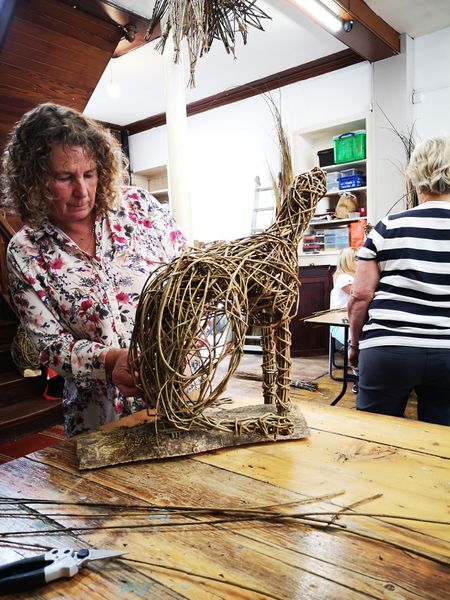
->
[129, 168, 326, 438]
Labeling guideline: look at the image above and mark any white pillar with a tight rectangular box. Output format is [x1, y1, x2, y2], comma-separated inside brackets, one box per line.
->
[162, 35, 193, 244]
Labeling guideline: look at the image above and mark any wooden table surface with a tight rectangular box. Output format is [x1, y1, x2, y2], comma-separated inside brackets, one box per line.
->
[0, 400, 448, 599]
[305, 309, 349, 327]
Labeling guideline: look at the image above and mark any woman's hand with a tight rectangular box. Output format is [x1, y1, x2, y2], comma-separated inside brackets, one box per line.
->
[348, 344, 359, 371]
[105, 348, 140, 397]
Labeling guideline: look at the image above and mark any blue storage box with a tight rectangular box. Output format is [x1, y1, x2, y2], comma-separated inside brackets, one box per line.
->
[339, 175, 366, 190]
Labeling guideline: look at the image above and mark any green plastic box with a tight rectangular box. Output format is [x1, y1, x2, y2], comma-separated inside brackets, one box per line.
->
[333, 130, 366, 164]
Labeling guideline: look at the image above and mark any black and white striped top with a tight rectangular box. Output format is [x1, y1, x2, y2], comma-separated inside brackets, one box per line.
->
[357, 201, 450, 349]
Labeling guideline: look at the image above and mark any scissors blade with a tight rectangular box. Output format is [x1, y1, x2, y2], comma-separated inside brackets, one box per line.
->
[44, 549, 126, 586]
[81, 549, 127, 562]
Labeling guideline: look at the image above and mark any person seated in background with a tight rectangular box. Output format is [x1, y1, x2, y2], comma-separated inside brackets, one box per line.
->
[1, 103, 187, 437]
[348, 134, 450, 425]
[329, 246, 358, 393]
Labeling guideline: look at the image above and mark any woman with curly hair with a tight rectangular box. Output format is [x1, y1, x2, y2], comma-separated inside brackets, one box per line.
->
[2, 103, 186, 437]
[348, 135, 450, 425]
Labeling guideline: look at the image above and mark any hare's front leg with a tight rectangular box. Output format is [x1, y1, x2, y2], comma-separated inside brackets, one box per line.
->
[260, 326, 277, 404]
[275, 318, 292, 416]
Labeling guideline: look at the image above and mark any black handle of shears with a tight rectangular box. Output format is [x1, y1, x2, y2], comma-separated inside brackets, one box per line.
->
[0, 554, 48, 594]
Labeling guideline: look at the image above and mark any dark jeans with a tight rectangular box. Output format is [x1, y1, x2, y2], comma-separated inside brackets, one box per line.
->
[357, 346, 450, 426]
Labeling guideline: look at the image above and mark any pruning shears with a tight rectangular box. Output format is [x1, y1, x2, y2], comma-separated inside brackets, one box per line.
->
[0, 548, 126, 594]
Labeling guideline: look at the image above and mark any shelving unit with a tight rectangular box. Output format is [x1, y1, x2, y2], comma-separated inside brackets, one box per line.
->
[294, 116, 371, 264]
[310, 216, 367, 226]
[131, 165, 171, 212]
[322, 159, 366, 171]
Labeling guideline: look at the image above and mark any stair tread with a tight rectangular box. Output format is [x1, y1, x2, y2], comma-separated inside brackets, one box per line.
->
[0, 320, 18, 345]
[0, 369, 45, 404]
[0, 396, 62, 429]
[0, 370, 41, 384]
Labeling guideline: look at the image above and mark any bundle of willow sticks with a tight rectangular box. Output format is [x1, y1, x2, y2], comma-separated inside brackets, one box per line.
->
[1, 493, 448, 567]
[146, 0, 271, 86]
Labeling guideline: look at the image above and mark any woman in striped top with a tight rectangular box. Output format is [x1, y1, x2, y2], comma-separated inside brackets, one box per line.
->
[348, 135, 450, 425]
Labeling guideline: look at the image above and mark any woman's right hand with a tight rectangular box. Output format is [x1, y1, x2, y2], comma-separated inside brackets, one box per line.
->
[105, 348, 140, 397]
[348, 345, 359, 371]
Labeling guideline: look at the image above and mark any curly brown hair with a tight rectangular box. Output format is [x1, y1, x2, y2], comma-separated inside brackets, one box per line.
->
[1, 103, 129, 226]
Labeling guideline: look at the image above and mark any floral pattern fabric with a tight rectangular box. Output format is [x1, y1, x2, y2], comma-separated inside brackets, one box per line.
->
[7, 187, 186, 437]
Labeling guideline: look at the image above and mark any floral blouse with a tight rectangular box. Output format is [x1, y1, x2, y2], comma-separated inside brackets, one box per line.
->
[7, 187, 186, 437]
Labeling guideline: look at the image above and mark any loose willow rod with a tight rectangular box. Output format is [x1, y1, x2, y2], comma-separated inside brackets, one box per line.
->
[0, 491, 345, 512]
[0, 492, 349, 520]
[3, 512, 447, 526]
[122, 556, 284, 600]
[2, 513, 447, 566]
[0, 514, 349, 538]
[3, 508, 448, 538]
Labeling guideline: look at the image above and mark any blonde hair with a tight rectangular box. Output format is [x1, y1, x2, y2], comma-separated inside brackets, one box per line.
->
[406, 135, 450, 195]
[1, 103, 129, 227]
[334, 247, 356, 280]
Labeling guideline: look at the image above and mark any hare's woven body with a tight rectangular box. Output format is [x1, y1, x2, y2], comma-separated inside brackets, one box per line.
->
[130, 168, 326, 437]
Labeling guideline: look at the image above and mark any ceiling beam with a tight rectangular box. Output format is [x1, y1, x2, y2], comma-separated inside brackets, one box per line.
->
[288, 0, 400, 62]
[127, 48, 364, 135]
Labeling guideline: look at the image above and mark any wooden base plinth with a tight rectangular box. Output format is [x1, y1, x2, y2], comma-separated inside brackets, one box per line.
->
[77, 404, 310, 470]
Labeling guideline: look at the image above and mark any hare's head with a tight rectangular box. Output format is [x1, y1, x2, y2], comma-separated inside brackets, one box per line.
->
[272, 167, 327, 239]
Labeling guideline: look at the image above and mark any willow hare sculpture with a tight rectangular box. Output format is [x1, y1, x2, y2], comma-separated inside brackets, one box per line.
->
[130, 167, 327, 439]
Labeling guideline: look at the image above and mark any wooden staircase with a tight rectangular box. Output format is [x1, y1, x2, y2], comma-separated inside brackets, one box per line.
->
[0, 213, 63, 444]
[0, 316, 63, 444]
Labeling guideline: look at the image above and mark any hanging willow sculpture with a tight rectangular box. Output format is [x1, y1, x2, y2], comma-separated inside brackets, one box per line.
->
[129, 167, 327, 440]
[146, 0, 271, 86]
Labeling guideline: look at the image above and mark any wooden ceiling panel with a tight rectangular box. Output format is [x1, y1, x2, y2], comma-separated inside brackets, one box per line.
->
[6, 22, 112, 80]
[14, 0, 122, 51]
[1, 49, 102, 89]
[0, 0, 139, 150]
[0, 63, 91, 108]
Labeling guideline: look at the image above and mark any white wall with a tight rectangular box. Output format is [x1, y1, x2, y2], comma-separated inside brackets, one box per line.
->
[369, 28, 450, 222]
[131, 127, 169, 173]
[129, 26, 450, 243]
[129, 62, 372, 243]
[412, 27, 450, 140]
[371, 34, 415, 222]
